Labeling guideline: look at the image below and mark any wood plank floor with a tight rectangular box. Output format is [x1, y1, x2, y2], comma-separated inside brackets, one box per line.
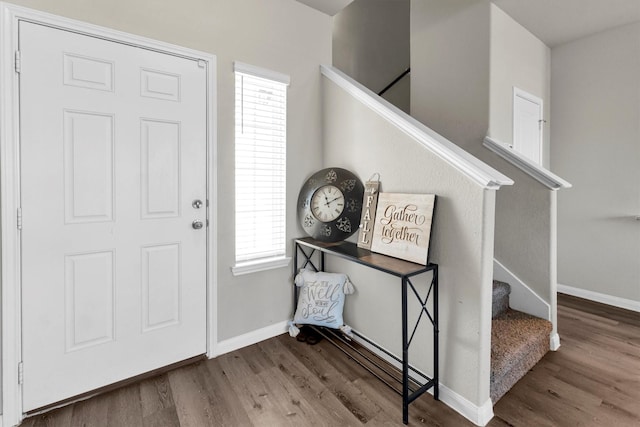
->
[21, 294, 640, 426]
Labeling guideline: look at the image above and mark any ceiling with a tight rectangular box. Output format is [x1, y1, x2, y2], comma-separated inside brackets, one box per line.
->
[296, 0, 354, 16]
[298, 0, 640, 48]
[493, 0, 640, 47]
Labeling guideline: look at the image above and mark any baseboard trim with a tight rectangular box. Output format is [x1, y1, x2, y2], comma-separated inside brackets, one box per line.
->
[558, 284, 640, 313]
[550, 332, 561, 351]
[351, 331, 493, 426]
[439, 387, 494, 426]
[212, 321, 289, 357]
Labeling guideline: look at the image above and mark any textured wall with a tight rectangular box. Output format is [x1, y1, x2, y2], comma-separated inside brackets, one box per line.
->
[410, 0, 559, 327]
[333, 0, 410, 111]
[552, 22, 640, 304]
[489, 159, 556, 330]
[489, 5, 551, 168]
[410, 0, 491, 156]
[485, 4, 556, 332]
[322, 75, 496, 408]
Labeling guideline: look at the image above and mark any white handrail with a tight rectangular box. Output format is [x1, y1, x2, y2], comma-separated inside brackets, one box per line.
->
[483, 136, 572, 190]
[321, 65, 514, 190]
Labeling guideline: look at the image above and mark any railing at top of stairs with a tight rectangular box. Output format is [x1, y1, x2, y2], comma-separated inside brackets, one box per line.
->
[378, 67, 410, 96]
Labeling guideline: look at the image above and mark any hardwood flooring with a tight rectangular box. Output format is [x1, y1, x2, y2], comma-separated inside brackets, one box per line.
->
[491, 294, 640, 427]
[21, 294, 640, 426]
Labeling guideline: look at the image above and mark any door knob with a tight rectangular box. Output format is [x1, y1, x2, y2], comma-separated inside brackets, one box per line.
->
[192, 199, 203, 209]
[192, 220, 204, 230]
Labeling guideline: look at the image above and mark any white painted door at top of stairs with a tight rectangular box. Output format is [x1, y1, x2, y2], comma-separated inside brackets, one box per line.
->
[513, 87, 543, 164]
[20, 22, 207, 411]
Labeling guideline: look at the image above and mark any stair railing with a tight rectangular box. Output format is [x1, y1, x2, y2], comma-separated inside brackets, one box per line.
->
[378, 67, 410, 96]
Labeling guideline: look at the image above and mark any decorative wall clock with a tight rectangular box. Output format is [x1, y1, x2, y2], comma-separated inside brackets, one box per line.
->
[298, 168, 364, 242]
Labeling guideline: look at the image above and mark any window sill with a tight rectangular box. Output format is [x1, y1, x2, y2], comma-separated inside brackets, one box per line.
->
[231, 256, 292, 276]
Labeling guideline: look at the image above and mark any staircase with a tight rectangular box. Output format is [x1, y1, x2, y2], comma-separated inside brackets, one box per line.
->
[490, 280, 552, 403]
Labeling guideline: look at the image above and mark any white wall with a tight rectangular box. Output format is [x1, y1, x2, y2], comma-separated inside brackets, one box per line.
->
[2, 0, 330, 348]
[552, 22, 640, 305]
[410, 0, 491, 156]
[407, 1, 495, 410]
[489, 5, 551, 168]
[380, 73, 411, 113]
[333, 0, 410, 112]
[323, 75, 496, 413]
[410, 1, 559, 338]
[488, 160, 556, 320]
[486, 4, 556, 327]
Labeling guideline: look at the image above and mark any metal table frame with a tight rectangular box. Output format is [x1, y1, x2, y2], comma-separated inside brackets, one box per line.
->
[293, 237, 439, 424]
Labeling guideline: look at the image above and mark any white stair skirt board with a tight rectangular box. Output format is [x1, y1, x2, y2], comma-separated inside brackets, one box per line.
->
[351, 331, 494, 426]
[493, 259, 550, 321]
[558, 284, 640, 314]
[213, 321, 289, 357]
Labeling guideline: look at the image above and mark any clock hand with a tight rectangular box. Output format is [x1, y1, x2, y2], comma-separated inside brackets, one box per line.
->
[326, 196, 344, 206]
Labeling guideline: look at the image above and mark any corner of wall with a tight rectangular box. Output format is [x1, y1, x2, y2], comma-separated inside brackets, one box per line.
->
[438, 385, 494, 426]
[550, 332, 561, 351]
[212, 321, 289, 358]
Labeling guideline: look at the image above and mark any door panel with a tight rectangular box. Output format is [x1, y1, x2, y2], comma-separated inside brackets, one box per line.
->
[513, 88, 543, 164]
[140, 119, 181, 218]
[20, 22, 207, 411]
[64, 250, 115, 352]
[141, 243, 182, 332]
[63, 110, 115, 223]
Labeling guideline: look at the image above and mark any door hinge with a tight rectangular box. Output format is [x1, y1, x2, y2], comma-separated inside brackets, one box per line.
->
[18, 361, 24, 384]
[14, 50, 21, 74]
[17, 207, 22, 230]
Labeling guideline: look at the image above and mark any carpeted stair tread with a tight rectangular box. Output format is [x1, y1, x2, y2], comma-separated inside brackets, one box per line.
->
[491, 309, 552, 403]
[492, 280, 511, 319]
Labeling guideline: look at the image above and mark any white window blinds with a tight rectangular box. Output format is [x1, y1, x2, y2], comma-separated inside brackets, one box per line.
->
[234, 63, 289, 264]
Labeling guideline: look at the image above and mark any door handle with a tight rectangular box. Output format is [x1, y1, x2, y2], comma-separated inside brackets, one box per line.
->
[192, 220, 204, 230]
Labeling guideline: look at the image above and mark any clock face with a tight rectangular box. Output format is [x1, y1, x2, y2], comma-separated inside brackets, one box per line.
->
[297, 168, 364, 242]
[310, 185, 345, 222]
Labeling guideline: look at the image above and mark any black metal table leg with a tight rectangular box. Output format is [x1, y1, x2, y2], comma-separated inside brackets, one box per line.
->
[433, 266, 439, 400]
[402, 275, 409, 424]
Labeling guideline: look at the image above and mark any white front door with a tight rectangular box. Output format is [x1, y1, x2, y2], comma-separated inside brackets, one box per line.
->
[513, 87, 543, 164]
[20, 22, 208, 411]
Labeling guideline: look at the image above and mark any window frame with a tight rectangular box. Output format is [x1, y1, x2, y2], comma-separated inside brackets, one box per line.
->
[231, 62, 291, 276]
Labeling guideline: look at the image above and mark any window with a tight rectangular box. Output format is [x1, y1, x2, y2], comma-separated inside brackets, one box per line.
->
[232, 62, 290, 275]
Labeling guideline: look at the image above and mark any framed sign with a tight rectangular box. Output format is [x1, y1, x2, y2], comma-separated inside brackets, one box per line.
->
[370, 193, 436, 265]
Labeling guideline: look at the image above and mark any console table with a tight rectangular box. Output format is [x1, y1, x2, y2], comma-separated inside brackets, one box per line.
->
[293, 237, 439, 424]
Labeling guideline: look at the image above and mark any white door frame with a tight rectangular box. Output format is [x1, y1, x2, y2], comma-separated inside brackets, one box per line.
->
[0, 3, 218, 425]
[512, 86, 544, 164]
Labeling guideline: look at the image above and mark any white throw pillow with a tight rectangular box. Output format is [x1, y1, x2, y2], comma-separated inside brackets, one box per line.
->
[289, 269, 354, 336]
